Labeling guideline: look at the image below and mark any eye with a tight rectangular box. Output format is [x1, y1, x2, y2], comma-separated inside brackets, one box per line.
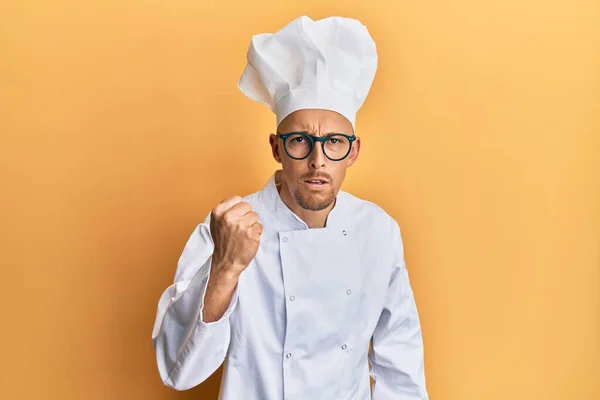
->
[328, 138, 340, 144]
[291, 136, 305, 143]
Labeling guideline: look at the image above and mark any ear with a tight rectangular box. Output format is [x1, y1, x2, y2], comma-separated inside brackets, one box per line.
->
[269, 134, 282, 164]
[345, 137, 361, 167]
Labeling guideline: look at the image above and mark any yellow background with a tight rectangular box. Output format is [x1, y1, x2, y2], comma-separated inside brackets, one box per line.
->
[1, 1, 598, 399]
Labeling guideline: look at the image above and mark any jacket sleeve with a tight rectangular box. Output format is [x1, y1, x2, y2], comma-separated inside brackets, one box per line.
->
[151, 213, 239, 390]
[369, 221, 429, 400]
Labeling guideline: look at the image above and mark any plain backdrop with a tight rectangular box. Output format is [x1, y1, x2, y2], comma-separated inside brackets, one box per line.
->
[1, 1, 599, 399]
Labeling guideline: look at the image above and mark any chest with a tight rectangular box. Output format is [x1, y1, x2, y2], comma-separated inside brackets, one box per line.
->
[235, 225, 391, 343]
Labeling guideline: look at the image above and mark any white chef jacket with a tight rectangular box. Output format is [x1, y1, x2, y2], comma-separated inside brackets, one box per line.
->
[152, 171, 429, 400]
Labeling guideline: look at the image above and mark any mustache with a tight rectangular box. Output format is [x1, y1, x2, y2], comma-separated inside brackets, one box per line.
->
[300, 173, 332, 181]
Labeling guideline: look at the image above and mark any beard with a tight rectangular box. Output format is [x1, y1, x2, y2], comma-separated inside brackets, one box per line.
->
[292, 183, 336, 211]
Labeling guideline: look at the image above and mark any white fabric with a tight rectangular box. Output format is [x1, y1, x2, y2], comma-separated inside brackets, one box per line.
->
[152, 171, 429, 399]
[237, 15, 378, 129]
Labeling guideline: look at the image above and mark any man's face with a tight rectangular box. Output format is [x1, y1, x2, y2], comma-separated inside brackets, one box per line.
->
[269, 109, 361, 211]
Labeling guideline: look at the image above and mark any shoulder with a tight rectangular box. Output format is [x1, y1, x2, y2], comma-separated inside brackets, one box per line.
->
[341, 191, 407, 274]
[339, 190, 402, 238]
[242, 189, 262, 206]
[242, 189, 268, 217]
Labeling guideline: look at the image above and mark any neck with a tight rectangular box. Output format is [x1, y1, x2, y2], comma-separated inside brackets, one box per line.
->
[275, 171, 335, 229]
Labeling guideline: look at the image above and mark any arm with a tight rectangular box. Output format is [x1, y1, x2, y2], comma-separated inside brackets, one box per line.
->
[151, 195, 262, 391]
[151, 214, 239, 390]
[369, 223, 429, 400]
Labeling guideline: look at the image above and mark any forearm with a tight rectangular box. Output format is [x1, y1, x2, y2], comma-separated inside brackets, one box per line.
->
[153, 256, 240, 390]
[202, 264, 239, 323]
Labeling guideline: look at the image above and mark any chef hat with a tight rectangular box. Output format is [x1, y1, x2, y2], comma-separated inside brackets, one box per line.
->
[238, 15, 378, 131]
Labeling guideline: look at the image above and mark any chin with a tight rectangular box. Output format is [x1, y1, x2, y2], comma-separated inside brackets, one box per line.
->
[294, 188, 335, 211]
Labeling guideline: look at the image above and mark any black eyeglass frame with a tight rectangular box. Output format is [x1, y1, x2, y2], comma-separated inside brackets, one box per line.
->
[276, 132, 357, 161]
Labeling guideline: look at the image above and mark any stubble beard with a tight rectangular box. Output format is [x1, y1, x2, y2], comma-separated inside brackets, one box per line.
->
[293, 185, 336, 211]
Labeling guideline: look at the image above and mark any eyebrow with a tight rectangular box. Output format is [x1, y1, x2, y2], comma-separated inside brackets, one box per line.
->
[277, 130, 352, 136]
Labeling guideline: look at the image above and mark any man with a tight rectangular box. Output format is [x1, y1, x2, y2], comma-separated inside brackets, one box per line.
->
[152, 15, 429, 400]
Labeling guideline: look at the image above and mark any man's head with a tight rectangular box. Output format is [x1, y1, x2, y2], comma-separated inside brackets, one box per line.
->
[238, 16, 376, 219]
[269, 109, 361, 211]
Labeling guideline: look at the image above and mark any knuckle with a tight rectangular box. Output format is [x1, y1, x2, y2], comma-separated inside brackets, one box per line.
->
[213, 203, 227, 216]
[223, 212, 234, 224]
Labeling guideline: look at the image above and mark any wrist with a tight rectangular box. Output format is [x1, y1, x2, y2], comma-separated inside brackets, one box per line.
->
[209, 260, 240, 287]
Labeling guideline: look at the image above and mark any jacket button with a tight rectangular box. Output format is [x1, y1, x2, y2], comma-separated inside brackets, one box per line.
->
[346, 289, 352, 295]
[342, 230, 347, 236]
[341, 344, 347, 350]
[290, 295, 295, 301]
[282, 237, 288, 242]
[286, 352, 292, 358]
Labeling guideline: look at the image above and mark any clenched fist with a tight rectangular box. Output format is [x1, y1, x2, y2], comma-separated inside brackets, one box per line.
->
[210, 195, 263, 279]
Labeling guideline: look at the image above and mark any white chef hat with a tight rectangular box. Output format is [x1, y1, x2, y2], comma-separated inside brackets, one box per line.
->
[238, 15, 378, 131]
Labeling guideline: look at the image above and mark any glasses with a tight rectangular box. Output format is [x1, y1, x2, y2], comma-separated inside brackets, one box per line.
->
[277, 132, 356, 161]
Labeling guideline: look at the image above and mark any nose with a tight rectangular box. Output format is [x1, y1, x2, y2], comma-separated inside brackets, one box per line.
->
[308, 142, 326, 169]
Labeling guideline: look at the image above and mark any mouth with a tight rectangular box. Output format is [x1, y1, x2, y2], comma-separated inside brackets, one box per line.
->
[303, 178, 329, 188]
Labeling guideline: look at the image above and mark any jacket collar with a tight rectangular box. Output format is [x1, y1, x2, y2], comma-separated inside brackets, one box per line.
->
[260, 170, 348, 231]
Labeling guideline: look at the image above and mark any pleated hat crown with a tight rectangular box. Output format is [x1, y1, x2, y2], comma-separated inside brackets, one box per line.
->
[238, 15, 378, 130]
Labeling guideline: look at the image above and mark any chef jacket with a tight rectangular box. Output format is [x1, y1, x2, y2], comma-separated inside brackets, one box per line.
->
[152, 171, 429, 399]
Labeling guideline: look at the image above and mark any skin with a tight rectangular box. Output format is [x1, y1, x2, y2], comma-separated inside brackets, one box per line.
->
[203, 109, 361, 322]
[270, 109, 361, 228]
